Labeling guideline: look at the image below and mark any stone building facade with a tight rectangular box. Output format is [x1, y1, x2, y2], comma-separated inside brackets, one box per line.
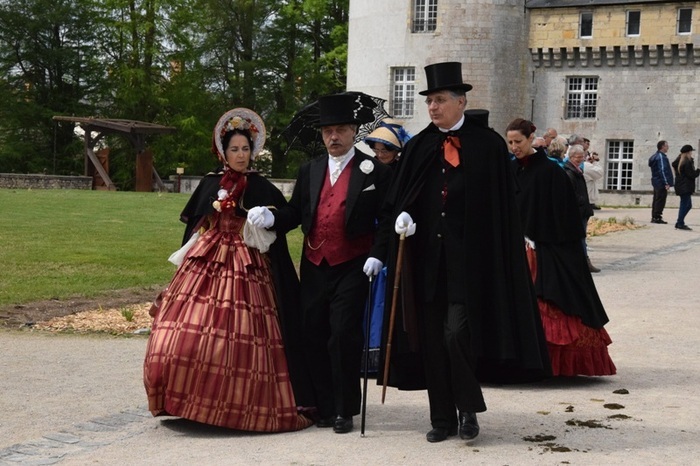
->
[347, 0, 699, 192]
[528, 0, 699, 191]
[347, 0, 530, 139]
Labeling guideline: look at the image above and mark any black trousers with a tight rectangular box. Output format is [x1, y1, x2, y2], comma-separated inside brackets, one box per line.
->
[300, 254, 367, 418]
[421, 274, 486, 430]
[651, 186, 668, 219]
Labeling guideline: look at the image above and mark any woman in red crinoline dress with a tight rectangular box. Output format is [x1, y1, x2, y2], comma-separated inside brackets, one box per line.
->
[144, 108, 313, 432]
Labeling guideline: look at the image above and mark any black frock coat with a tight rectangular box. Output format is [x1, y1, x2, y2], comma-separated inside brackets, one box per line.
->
[371, 115, 551, 387]
[271, 149, 391, 416]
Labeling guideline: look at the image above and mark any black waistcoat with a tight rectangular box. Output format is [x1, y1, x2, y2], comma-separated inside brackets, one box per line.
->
[412, 140, 466, 303]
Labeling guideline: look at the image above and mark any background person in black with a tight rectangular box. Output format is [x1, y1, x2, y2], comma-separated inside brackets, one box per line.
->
[368, 62, 550, 444]
[672, 144, 700, 230]
[564, 144, 600, 273]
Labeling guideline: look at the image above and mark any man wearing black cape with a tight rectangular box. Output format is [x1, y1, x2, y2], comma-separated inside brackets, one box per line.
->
[368, 62, 550, 443]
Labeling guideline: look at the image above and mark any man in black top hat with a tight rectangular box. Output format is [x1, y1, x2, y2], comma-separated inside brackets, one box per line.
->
[369, 62, 549, 443]
[248, 93, 391, 433]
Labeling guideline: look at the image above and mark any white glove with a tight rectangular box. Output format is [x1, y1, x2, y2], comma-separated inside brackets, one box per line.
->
[247, 206, 274, 229]
[395, 211, 416, 237]
[363, 257, 383, 277]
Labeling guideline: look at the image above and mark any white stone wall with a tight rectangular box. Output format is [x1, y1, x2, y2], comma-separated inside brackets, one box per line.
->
[347, 0, 529, 136]
[348, 1, 430, 136]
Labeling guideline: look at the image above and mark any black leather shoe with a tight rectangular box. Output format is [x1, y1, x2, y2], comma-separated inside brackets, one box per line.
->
[333, 416, 353, 433]
[587, 257, 601, 273]
[676, 224, 692, 231]
[316, 416, 335, 428]
[458, 412, 480, 440]
[426, 426, 457, 443]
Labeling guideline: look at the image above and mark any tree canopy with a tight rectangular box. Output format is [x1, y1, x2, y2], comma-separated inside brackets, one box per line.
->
[0, 0, 349, 187]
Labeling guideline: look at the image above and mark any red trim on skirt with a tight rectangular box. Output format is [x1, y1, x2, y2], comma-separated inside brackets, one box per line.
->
[526, 243, 616, 377]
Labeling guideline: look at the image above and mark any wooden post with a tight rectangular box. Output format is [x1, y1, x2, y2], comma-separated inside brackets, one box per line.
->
[135, 149, 154, 192]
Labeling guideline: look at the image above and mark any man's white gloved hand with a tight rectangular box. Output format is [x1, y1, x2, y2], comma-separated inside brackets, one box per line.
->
[247, 206, 274, 229]
[363, 257, 383, 277]
[394, 211, 416, 237]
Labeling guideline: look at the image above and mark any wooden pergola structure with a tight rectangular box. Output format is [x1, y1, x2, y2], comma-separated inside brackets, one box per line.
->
[52, 116, 177, 191]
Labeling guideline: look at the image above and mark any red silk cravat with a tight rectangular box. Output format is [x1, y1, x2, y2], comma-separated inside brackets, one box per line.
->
[443, 135, 461, 167]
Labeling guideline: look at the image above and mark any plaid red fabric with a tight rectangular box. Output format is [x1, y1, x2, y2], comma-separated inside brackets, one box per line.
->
[144, 212, 312, 432]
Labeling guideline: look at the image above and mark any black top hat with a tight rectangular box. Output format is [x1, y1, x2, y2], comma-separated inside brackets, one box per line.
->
[317, 93, 374, 127]
[419, 62, 473, 96]
[465, 109, 489, 128]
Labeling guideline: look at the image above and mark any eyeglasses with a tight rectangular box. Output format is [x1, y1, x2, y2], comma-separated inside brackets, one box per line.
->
[424, 96, 453, 106]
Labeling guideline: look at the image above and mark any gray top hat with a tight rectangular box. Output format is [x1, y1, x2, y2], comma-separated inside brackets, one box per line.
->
[419, 62, 473, 96]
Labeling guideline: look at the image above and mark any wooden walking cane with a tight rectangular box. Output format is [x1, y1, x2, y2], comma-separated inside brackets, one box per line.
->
[381, 233, 406, 404]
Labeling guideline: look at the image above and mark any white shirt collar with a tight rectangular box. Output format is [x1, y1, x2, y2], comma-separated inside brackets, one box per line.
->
[438, 115, 465, 133]
[328, 147, 355, 171]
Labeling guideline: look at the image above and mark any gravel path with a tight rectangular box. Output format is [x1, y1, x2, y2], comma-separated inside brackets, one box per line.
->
[1, 207, 699, 465]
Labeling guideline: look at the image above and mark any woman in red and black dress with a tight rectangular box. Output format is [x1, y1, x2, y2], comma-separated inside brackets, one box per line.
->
[506, 118, 616, 377]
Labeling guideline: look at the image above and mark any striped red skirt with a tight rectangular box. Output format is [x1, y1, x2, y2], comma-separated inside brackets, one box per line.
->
[526, 243, 616, 377]
[144, 214, 312, 432]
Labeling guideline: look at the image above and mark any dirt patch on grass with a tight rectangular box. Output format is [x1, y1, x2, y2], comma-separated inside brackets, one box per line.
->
[0, 287, 159, 333]
[32, 303, 153, 335]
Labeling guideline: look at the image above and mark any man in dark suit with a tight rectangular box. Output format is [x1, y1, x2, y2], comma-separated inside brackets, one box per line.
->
[368, 62, 549, 443]
[248, 93, 391, 433]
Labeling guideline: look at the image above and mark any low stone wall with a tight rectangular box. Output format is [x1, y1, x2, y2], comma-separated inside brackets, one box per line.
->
[270, 179, 295, 197]
[169, 175, 295, 197]
[0, 173, 92, 190]
[3, 173, 693, 210]
[597, 190, 689, 209]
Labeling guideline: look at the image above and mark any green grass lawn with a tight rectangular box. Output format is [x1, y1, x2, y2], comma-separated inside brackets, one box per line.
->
[0, 188, 303, 306]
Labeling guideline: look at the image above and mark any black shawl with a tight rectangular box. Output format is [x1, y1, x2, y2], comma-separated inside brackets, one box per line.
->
[512, 151, 609, 329]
